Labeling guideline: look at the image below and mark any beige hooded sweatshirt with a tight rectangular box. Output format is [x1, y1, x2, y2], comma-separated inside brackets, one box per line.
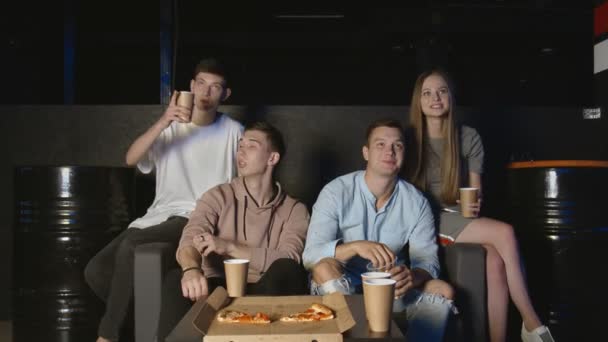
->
[177, 177, 310, 282]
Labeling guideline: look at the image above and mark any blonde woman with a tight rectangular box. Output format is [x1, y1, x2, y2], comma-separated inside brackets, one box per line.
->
[405, 70, 554, 342]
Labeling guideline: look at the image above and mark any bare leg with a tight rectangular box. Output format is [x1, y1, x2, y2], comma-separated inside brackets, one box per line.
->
[456, 218, 542, 333]
[482, 244, 509, 342]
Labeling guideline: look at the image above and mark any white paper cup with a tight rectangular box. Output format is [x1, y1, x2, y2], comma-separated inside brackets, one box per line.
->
[361, 272, 391, 281]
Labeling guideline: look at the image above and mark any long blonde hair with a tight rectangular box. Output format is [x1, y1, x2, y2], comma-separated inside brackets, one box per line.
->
[407, 70, 460, 204]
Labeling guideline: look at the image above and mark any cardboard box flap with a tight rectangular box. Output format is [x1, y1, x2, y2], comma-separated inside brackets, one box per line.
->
[322, 292, 355, 333]
[193, 286, 230, 335]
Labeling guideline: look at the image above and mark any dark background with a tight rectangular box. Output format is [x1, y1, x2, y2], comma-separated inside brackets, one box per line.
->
[2, 0, 607, 323]
[1, 1, 598, 106]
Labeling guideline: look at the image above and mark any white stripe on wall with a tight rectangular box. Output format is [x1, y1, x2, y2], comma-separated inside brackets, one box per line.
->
[595, 39, 608, 74]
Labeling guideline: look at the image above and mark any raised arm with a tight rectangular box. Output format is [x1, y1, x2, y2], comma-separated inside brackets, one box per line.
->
[125, 91, 191, 166]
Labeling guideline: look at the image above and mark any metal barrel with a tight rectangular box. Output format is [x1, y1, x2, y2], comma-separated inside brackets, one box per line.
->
[13, 166, 135, 342]
[507, 160, 608, 341]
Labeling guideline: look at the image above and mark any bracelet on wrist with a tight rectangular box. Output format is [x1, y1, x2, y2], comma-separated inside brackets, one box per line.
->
[181, 266, 201, 276]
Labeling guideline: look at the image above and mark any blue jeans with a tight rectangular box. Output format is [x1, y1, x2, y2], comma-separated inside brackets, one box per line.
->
[311, 275, 454, 342]
[394, 289, 454, 342]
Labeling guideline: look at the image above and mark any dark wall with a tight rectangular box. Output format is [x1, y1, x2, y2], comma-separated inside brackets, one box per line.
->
[1, 104, 607, 319]
[2, 4, 593, 106]
[596, 70, 608, 107]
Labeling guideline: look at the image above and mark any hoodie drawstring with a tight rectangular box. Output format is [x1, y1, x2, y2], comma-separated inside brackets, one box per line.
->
[243, 196, 248, 241]
[266, 204, 277, 245]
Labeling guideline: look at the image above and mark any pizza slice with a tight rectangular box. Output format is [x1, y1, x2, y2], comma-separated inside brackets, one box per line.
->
[279, 303, 334, 322]
[216, 310, 271, 324]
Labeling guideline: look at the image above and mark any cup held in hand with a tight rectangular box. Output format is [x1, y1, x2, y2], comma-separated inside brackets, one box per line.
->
[177, 91, 194, 110]
[361, 272, 391, 281]
[366, 260, 395, 273]
[223, 259, 249, 297]
[459, 187, 479, 218]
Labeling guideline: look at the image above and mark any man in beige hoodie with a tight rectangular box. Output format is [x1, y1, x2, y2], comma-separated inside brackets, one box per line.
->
[156, 121, 310, 340]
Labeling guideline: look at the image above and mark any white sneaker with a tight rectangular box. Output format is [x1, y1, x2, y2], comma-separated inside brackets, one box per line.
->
[521, 323, 555, 342]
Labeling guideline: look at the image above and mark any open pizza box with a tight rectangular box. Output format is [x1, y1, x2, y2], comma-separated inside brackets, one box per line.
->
[192, 287, 356, 342]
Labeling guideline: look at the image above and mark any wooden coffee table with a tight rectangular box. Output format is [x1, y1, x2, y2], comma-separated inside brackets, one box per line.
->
[166, 294, 406, 342]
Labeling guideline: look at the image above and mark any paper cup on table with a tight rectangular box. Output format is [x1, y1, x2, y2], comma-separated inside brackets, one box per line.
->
[176, 91, 194, 110]
[362, 272, 392, 320]
[223, 259, 249, 297]
[459, 187, 479, 218]
[363, 278, 396, 332]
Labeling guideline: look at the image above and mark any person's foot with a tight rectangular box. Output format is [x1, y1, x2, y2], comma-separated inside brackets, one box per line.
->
[521, 323, 555, 342]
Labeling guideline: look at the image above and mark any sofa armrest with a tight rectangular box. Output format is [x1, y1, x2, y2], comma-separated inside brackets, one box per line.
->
[134, 242, 178, 342]
[443, 243, 487, 342]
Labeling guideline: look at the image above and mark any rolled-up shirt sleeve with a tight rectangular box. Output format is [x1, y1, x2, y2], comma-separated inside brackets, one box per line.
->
[408, 198, 440, 279]
[136, 126, 167, 174]
[302, 186, 342, 270]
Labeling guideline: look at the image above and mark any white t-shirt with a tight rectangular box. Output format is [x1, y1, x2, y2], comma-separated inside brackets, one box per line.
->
[129, 113, 243, 229]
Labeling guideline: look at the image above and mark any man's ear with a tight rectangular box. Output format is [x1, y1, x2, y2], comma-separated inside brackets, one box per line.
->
[268, 152, 280, 166]
[222, 88, 232, 101]
[362, 145, 369, 161]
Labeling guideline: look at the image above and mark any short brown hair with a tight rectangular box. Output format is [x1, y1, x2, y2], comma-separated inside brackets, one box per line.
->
[365, 119, 405, 146]
[193, 57, 229, 87]
[244, 121, 286, 161]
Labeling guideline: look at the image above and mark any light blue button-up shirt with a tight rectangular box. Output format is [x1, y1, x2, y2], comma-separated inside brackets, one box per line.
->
[302, 171, 439, 285]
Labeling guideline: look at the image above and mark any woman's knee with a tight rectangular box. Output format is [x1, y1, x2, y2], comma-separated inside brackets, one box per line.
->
[423, 279, 455, 300]
[484, 220, 518, 250]
[485, 245, 506, 279]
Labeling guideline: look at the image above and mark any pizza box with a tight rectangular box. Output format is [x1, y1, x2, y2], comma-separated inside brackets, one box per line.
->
[192, 286, 356, 342]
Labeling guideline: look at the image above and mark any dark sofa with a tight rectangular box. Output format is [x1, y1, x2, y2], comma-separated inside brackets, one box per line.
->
[131, 105, 488, 342]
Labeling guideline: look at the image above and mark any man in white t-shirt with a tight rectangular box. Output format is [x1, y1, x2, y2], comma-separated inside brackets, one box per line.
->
[84, 58, 243, 342]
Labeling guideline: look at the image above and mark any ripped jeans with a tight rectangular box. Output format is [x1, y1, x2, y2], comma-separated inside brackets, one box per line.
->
[311, 275, 454, 342]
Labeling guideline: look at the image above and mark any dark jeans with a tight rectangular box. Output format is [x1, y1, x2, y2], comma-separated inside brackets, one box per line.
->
[84, 216, 188, 341]
[157, 258, 309, 341]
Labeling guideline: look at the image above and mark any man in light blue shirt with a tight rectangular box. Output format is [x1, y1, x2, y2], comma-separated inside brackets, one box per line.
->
[302, 119, 455, 342]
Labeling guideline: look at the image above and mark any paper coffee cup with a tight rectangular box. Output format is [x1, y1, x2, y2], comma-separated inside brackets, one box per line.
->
[366, 261, 395, 273]
[363, 278, 396, 332]
[459, 187, 479, 218]
[223, 259, 249, 297]
[362, 272, 392, 320]
[177, 91, 194, 110]
[361, 272, 391, 281]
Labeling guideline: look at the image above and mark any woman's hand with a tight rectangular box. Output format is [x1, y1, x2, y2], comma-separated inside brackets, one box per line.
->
[456, 197, 482, 217]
